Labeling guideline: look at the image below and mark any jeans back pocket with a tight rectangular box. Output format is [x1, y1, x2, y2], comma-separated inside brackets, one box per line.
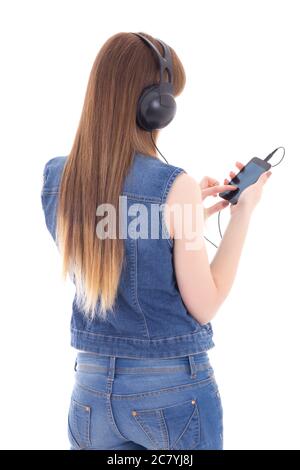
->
[132, 398, 200, 450]
[68, 398, 91, 450]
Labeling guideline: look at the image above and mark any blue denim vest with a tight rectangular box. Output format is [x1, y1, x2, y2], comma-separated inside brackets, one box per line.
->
[41, 152, 214, 358]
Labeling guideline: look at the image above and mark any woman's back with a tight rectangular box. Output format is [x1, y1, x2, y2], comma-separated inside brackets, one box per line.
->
[41, 151, 214, 358]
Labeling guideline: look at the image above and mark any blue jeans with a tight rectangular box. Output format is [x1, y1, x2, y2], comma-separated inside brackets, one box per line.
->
[68, 351, 223, 450]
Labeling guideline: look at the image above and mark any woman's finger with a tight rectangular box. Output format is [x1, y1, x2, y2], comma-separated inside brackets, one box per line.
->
[206, 176, 220, 186]
[202, 184, 238, 199]
[236, 161, 244, 170]
[200, 176, 220, 189]
[206, 200, 230, 218]
[260, 170, 272, 185]
[223, 163, 244, 186]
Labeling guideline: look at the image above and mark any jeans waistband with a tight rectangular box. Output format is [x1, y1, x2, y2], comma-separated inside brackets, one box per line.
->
[74, 351, 211, 379]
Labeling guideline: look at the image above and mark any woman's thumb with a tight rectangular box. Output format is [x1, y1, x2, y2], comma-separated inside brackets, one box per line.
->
[259, 170, 272, 183]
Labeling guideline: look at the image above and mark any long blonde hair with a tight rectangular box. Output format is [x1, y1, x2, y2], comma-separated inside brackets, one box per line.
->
[56, 32, 186, 318]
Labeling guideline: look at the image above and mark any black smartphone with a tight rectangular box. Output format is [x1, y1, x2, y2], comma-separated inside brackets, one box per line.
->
[219, 157, 271, 205]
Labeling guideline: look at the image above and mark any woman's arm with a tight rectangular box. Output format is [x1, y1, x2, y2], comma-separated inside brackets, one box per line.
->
[209, 207, 251, 306]
[166, 169, 271, 324]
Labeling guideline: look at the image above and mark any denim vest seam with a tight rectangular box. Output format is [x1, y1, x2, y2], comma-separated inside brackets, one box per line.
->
[161, 168, 186, 248]
[135, 236, 151, 338]
[129, 238, 150, 339]
[42, 189, 59, 195]
[71, 335, 215, 359]
[122, 192, 161, 203]
[71, 327, 211, 342]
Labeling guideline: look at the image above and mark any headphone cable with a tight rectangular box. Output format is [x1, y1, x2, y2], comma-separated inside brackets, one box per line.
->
[151, 131, 169, 164]
[202, 212, 222, 249]
[152, 136, 220, 249]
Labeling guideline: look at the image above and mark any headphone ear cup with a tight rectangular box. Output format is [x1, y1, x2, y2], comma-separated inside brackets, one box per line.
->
[136, 84, 177, 131]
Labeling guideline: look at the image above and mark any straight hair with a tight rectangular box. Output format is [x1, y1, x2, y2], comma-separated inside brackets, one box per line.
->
[56, 32, 186, 318]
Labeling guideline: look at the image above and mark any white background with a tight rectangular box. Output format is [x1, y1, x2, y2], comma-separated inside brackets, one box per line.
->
[0, 0, 299, 450]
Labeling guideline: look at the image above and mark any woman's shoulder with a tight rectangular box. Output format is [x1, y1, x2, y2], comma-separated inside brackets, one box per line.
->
[166, 171, 201, 206]
[126, 152, 187, 201]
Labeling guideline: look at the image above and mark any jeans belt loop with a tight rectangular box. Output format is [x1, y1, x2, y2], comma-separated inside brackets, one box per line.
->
[188, 354, 197, 379]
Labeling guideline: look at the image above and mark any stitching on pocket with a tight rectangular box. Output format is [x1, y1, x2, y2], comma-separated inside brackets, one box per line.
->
[172, 401, 200, 449]
[131, 398, 200, 450]
[160, 410, 169, 449]
[69, 398, 91, 449]
[68, 415, 81, 449]
[133, 412, 160, 448]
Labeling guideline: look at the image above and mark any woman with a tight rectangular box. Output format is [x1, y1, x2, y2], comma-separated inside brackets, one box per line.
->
[41, 32, 271, 450]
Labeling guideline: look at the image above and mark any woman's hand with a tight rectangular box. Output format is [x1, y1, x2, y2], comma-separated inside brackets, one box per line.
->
[223, 161, 272, 215]
[200, 176, 238, 221]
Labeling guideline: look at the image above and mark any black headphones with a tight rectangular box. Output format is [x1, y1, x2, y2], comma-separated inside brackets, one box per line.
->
[133, 32, 177, 132]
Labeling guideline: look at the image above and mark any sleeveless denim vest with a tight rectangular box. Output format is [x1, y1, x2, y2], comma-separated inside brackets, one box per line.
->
[41, 152, 214, 358]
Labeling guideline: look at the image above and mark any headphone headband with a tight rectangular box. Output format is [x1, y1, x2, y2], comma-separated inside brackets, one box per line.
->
[132, 33, 173, 87]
